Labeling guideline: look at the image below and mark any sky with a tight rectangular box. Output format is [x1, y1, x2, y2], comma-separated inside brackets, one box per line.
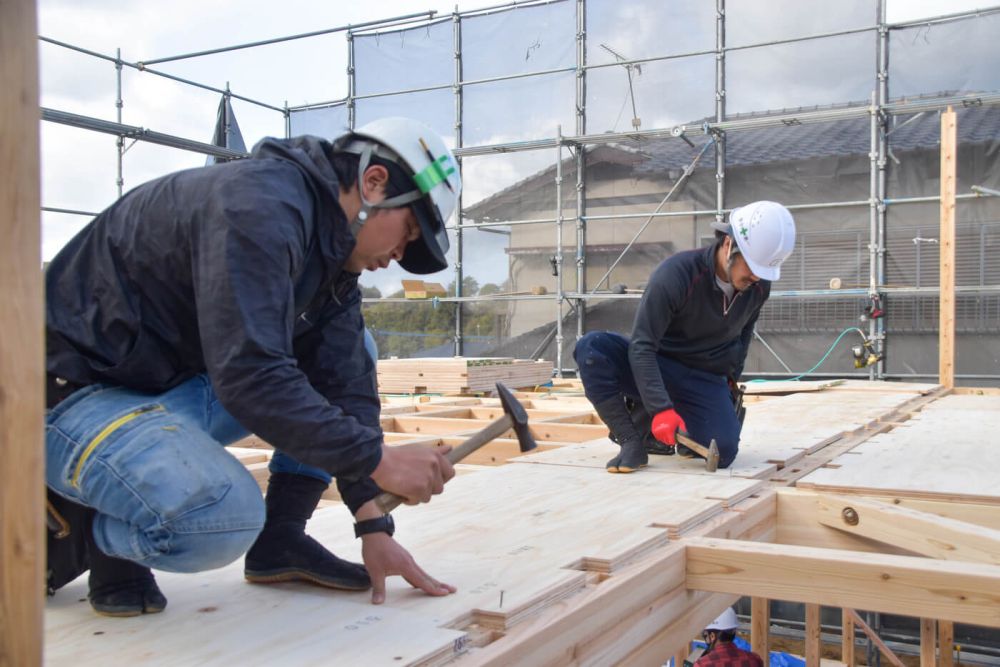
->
[38, 0, 992, 294]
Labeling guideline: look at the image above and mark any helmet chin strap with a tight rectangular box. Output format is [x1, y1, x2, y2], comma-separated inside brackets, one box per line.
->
[348, 142, 424, 240]
[724, 235, 739, 286]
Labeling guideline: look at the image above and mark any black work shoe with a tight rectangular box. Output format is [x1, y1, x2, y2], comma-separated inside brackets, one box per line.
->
[645, 439, 675, 456]
[88, 564, 167, 617]
[245, 530, 370, 591]
[46, 490, 92, 595]
[676, 444, 696, 459]
[87, 523, 167, 617]
[607, 438, 648, 474]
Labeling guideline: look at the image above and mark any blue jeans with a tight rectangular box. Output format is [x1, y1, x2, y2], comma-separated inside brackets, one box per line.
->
[46, 375, 265, 573]
[574, 331, 741, 468]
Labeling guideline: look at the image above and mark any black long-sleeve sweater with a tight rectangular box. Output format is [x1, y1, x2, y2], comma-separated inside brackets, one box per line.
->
[628, 241, 769, 414]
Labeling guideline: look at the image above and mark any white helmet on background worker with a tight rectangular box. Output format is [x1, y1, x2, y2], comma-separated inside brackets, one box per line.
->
[712, 200, 796, 281]
[705, 607, 740, 632]
[336, 117, 462, 274]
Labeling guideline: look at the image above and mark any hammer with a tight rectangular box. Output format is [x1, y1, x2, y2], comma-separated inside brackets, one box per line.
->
[676, 431, 720, 472]
[374, 382, 537, 513]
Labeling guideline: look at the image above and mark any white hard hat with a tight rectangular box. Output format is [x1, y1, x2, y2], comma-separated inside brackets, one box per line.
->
[725, 201, 796, 281]
[705, 607, 739, 632]
[338, 117, 462, 274]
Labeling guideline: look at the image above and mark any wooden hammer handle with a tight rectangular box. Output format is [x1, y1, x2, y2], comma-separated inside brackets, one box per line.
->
[373, 414, 514, 514]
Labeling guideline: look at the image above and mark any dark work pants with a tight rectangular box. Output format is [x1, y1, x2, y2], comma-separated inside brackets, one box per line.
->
[573, 331, 741, 468]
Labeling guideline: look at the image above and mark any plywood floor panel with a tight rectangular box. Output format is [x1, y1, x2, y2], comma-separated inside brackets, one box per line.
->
[798, 394, 1000, 503]
[47, 459, 759, 664]
[510, 439, 778, 481]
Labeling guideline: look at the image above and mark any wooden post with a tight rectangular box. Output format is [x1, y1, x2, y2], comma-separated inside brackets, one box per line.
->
[804, 604, 821, 667]
[841, 609, 855, 665]
[938, 106, 957, 389]
[673, 642, 690, 667]
[751, 597, 770, 667]
[0, 0, 44, 664]
[920, 618, 936, 667]
[938, 621, 954, 667]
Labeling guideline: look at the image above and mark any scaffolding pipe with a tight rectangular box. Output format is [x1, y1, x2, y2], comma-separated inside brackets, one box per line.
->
[42, 107, 248, 159]
[876, 0, 889, 378]
[868, 90, 880, 380]
[399, 281, 1000, 305]
[555, 127, 565, 375]
[42, 35, 285, 113]
[41, 206, 99, 217]
[434, 91, 1000, 158]
[462, 194, 976, 230]
[347, 32, 356, 129]
[138, 12, 438, 65]
[115, 48, 124, 198]
[715, 0, 726, 231]
[575, 0, 587, 339]
[454, 10, 464, 357]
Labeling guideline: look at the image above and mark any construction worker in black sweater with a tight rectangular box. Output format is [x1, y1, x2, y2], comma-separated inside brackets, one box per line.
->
[574, 201, 796, 472]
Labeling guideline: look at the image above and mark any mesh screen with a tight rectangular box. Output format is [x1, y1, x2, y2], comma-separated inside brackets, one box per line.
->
[726, 0, 874, 46]
[462, 3, 575, 80]
[726, 32, 876, 114]
[587, 0, 715, 62]
[889, 14, 1000, 101]
[288, 104, 349, 139]
[353, 19, 454, 94]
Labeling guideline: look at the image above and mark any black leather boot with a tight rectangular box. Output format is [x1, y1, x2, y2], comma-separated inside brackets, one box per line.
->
[594, 396, 648, 473]
[84, 513, 167, 617]
[244, 472, 370, 591]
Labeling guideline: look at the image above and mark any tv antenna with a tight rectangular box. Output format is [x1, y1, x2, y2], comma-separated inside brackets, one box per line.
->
[600, 43, 642, 130]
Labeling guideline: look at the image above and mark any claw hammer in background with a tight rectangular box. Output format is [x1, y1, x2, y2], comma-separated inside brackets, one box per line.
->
[374, 381, 537, 513]
[676, 431, 720, 472]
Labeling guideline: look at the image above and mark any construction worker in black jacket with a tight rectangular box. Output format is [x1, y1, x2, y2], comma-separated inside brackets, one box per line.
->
[574, 201, 796, 473]
[45, 117, 461, 616]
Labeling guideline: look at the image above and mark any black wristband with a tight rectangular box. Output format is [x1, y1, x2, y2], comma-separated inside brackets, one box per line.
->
[354, 514, 395, 538]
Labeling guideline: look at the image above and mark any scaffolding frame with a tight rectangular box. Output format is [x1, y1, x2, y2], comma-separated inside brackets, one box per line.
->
[39, 0, 1000, 381]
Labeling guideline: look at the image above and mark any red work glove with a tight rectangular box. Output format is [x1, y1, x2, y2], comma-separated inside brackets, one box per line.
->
[651, 408, 687, 446]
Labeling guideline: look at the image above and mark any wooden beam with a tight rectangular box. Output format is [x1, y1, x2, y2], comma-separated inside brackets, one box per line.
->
[751, 597, 770, 667]
[938, 620, 954, 667]
[776, 488, 1000, 549]
[844, 609, 906, 667]
[684, 537, 1000, 626]
[0, 0, 43, 663]
[814, 493, 1000, 564]
[920, 618, 936, 667]
[841, 609, 855, 665]
[473, 543, 689, 665]
[805, 603, 821, 667]
[939, 105, 957, 389]
[673, 642, 690, 667]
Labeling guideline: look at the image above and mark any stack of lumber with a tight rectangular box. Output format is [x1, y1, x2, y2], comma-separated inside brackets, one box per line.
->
[377, 357, 554, 394]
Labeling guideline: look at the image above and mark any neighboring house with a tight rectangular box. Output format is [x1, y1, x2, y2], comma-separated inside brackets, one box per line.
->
[464, 100, 1000, 379]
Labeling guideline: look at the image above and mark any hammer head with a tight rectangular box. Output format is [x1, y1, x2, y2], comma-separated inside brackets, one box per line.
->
[705, 438, 720, 473]
[496, 382, 537, 453]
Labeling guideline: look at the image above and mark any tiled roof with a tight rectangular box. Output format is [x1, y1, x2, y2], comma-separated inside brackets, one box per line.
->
[629, 103, 1000, 173]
